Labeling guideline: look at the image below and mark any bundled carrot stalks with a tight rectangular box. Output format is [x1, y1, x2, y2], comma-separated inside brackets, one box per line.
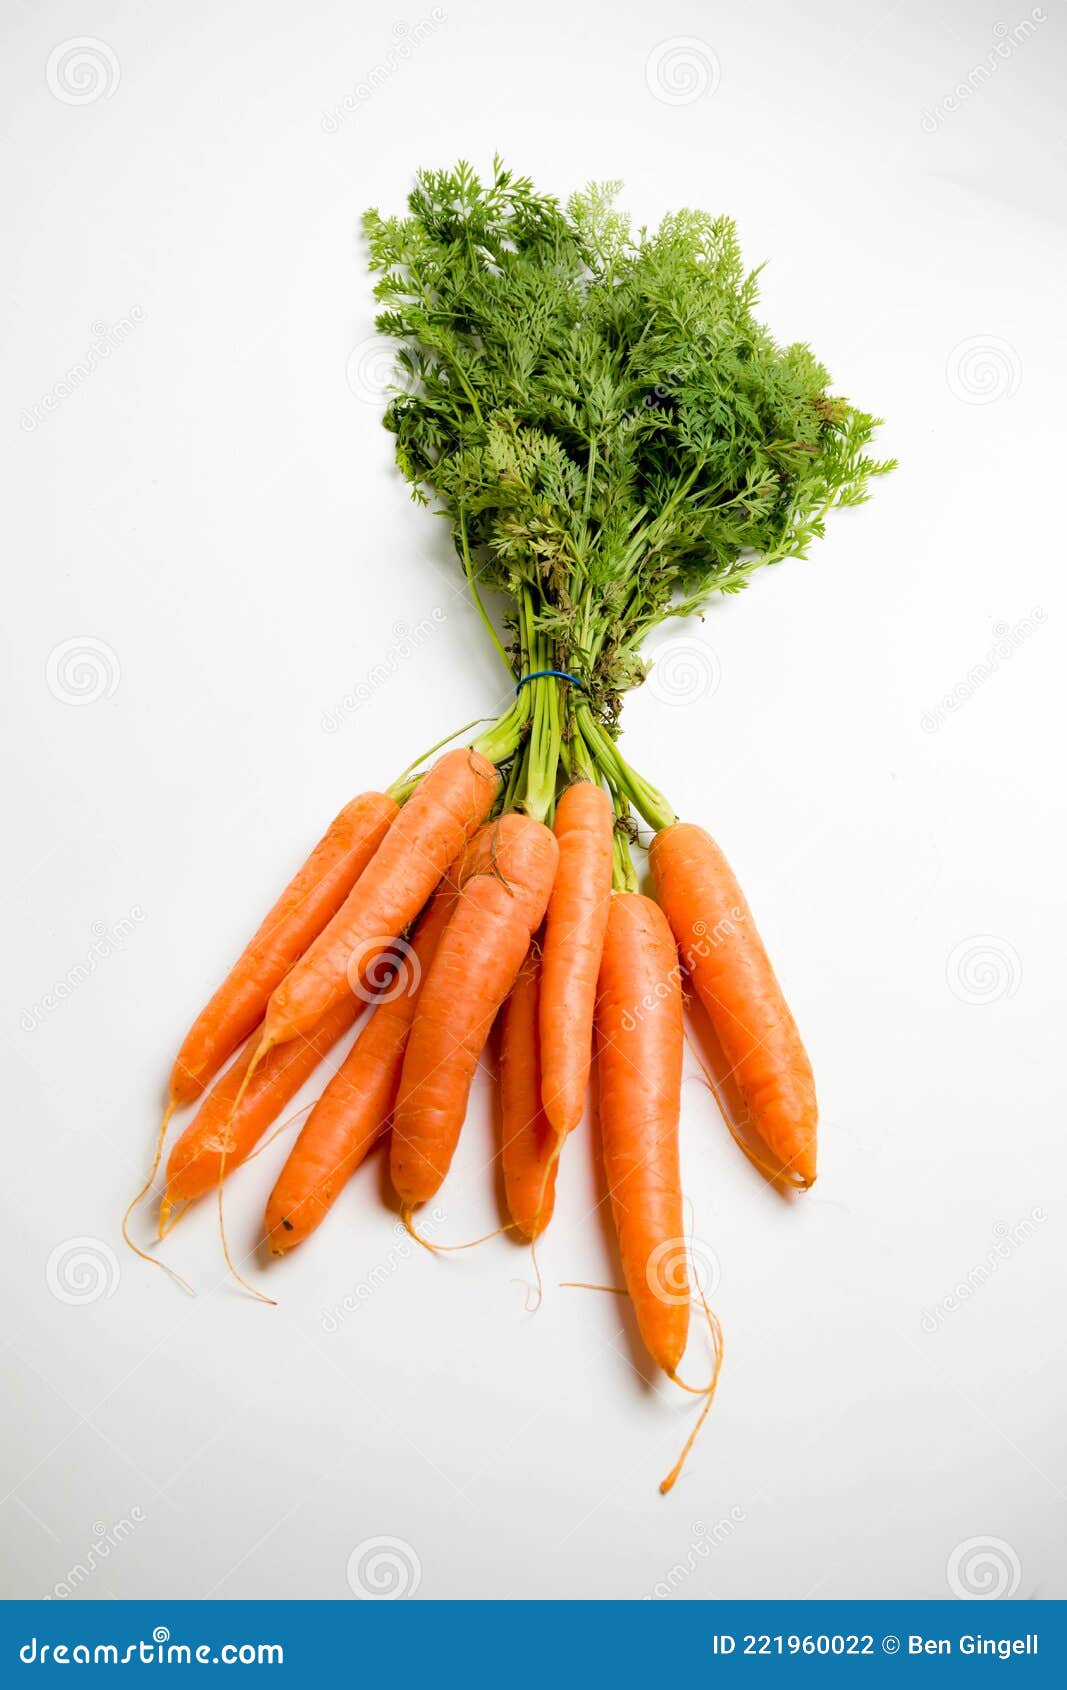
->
[128, 159, 893, 1490]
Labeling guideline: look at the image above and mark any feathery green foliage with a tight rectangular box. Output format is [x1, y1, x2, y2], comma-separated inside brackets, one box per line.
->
[364, 159, 894, 828]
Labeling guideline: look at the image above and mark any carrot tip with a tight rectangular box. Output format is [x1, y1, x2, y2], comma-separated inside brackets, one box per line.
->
[158, 1198, 191, 1241]
[684, 1024, 817, 1194]
[264, 1220, 296, 1258]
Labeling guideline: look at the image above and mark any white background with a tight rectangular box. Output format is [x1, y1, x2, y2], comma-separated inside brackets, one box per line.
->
[2, 0, 1064, 1603]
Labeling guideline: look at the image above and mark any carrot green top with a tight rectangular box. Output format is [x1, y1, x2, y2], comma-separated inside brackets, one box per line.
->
[365, 159, 895, 830]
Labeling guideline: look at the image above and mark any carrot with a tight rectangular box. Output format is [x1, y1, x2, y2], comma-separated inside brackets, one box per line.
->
[499, 942, 558, 1241]
[650, 822, 817, 1187]
[597, 892, 688, 1377]
[160, 994, 361, 1219]
[260, 748, 498, 1056]
[539, 780, 613, 1138]
[264, 881, 457, 1254]
[390, 813, 559, 1210]
[169, 790, 396, 1105]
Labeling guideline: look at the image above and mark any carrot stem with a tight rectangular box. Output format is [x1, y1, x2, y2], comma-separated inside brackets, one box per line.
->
[387, 716, 497, 802]
[577, 704, 676, 833]
[457, 507, 512, 675]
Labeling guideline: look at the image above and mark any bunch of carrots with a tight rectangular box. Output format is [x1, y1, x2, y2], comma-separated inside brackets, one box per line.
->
[127, 162, 893, 1493]
[128, 742, 814, 1491]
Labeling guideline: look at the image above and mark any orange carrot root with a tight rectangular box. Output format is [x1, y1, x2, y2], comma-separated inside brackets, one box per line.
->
[651, 821, 818, 1186]
[391, 813, 558, 1210]
[498, 943, 562, 1245]
[164, 997, 359, 1215]
[265, 748, 499, 1052]
[540, 780, 613, 1138]
[684, 1024, 813, 1192]
[169, 789, 396, 1104]
[264, 880, 460, 1257]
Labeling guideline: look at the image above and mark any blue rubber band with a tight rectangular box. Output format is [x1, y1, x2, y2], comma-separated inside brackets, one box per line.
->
[515, 668, 587, 695]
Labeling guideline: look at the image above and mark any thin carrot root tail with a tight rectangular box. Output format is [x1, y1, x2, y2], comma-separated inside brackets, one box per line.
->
[435, 1224, 515, 1251]
[124, 1097, 175, 1233]
[120, 1100, 195, 1296]
[216, 1149, 276, 1306]
[401, 1207, 515, 1255]
[123, 1231, 194, 1298]
[521, 1136, 561, 1311]
[525, 1233, 545, 1313]
[204, 1036, 278, 1302]
[660, 1299, 725, 1496]
[559, 1281, 629, 1296]
[401, 1206, 441, 1254]
[241, 1102, 313, 1166]
[221, 1038, 269, 1145]
[120, 1099, 190, 1288]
